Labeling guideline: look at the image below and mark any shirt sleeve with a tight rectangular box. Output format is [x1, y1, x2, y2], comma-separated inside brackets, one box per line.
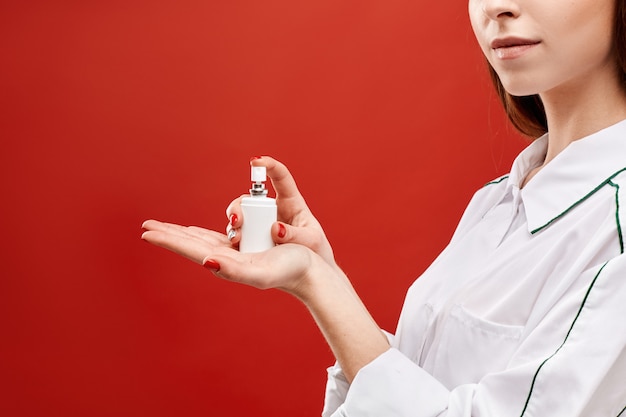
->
[322, 362, 351, 417]
[322, 255, 626, 417]
[322, 331, 397, 417]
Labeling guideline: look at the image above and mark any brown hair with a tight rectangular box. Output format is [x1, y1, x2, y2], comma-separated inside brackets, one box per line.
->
[488, 0, 626, 138]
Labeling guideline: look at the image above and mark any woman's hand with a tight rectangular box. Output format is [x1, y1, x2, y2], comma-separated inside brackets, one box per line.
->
[142, 159, 391, 381]
[141, 219, 318, 296]
[142, 218, 390, 382]
[226, 156, 337, 268]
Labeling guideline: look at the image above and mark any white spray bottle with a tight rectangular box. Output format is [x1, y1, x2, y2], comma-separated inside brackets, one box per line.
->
[240, 166, 277, 253]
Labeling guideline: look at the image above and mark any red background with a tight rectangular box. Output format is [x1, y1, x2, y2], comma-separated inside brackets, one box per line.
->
[0, 1, 526, 416]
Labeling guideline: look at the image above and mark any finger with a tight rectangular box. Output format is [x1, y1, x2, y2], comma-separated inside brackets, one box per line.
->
[202, 244, 310, 290]
[226, 224, 241, 245]
[225, 195, 246, 228]
[142, 219, 196, 237]
[187, 225, 220, 240]
[142, 230, 222, 264]
[201, 253, 256, 284]
[250, 156, 306, 203]
[142, 220, 232, 263]
[271, 222, 325, 253]
[142, 219, 164, 231]
[143, 220, 215, 242]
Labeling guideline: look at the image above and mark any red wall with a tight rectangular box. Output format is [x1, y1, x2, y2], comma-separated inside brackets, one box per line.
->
[0, 1, 526, 416]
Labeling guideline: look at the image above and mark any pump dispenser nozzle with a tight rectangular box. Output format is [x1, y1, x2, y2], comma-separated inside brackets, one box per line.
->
[250, 166, 268, 196]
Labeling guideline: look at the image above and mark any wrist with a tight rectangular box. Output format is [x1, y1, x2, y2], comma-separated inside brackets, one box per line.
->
[292, 253, 390, 382]
[288, 251, 337, 304]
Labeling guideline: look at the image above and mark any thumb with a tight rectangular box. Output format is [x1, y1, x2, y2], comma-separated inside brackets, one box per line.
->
[202, 254, 258, 287]
[272, 222, 325, 253]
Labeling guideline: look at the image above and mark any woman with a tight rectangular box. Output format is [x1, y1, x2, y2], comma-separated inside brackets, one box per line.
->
[142, 0, 626, 415]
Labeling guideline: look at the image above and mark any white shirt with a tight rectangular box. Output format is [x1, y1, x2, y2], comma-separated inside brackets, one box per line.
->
[323, 120, 626, 417]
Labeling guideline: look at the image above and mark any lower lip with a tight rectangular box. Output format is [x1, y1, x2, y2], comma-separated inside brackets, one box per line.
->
[494, 43, 540, 60]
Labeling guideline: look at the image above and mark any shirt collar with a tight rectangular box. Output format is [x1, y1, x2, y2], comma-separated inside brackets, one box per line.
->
[510, 119, 626, 234]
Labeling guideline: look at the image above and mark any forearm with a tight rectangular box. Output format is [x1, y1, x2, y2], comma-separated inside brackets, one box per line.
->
[294, 256, 390, 383]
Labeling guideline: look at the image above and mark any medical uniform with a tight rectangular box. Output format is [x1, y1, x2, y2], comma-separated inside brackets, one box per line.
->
[323, 120, 626, 417]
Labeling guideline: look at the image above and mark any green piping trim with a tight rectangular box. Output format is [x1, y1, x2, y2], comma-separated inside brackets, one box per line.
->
[608, 180, 624, 254]
[484, 175, 509, 187]
[531, 168, 626, 234]
[618, 405, 626, 417]
[519, 261, 610, 417]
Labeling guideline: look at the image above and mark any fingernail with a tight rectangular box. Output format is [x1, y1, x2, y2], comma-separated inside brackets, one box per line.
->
[229, 213, 238, 226]
[203, 259, 220, 272]
[250, 156, 262, 161]
[277, 223, 286, 239]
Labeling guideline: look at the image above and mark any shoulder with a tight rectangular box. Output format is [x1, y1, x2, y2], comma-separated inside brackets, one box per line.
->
[483, 174, 510, 187]
[465, 174, 511, 214]
[448, 174, 511, 243]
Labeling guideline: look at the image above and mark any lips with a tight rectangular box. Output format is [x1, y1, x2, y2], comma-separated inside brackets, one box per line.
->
[490, 37, 541, 60]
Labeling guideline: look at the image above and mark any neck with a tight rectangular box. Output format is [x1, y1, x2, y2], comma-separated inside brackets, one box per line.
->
[519, 64, 626, 189]
[539, 67, 626, 165]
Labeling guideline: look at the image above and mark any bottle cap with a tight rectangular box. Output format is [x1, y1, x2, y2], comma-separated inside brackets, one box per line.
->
[251, 166, 266, 182]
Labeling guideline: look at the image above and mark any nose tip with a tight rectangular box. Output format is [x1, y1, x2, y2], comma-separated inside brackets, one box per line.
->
[481, 0, 519, 20]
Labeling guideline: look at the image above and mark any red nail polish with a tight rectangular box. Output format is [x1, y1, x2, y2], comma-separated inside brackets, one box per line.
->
[250, 156, 262, 161]
[229, 213, 238, 226]
[203, 259, 220, 272]
[278, 223, 286, 238]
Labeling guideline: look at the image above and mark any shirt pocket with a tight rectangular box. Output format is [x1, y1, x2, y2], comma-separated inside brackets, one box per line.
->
[433, 304, 523, 388]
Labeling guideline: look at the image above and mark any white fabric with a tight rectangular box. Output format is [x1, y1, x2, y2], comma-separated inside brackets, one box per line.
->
[323, 120, 626, 417]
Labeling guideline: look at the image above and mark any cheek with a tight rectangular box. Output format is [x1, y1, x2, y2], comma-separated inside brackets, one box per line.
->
[467, 2, 490, 57]
[553, 9, 615, 73]
[561, 0, 615, 57]
[467, 0, 480, 25]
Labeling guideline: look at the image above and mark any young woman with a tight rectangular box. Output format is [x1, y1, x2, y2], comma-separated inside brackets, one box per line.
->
[142, 0, 626, 415]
